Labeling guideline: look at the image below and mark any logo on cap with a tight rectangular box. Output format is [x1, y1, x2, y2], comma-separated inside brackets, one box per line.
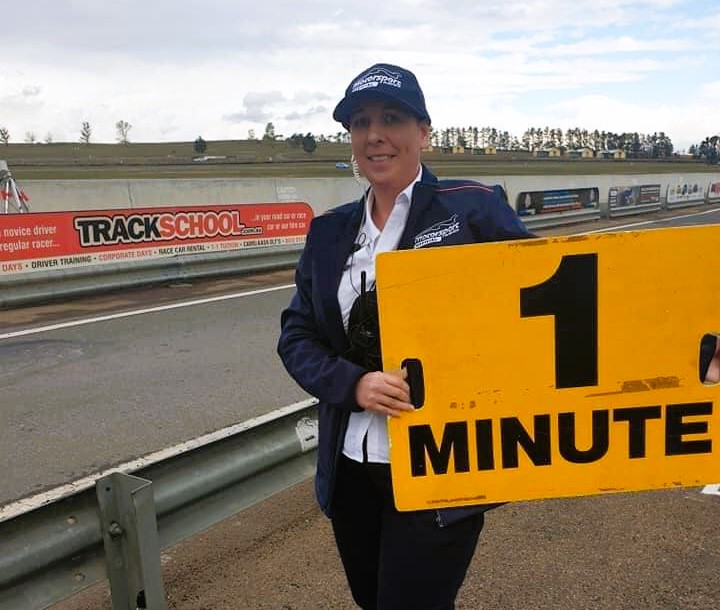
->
[351, 67, 403, 93]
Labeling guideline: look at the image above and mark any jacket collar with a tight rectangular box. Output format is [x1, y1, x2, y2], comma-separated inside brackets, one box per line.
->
[398, 164, 438, 249]
[312, 196, 365, 350]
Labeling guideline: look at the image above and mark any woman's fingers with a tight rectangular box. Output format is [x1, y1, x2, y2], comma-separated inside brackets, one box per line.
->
[355, 371, 413, 416]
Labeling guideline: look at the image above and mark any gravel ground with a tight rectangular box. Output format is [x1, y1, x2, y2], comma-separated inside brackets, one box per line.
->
[51, 479, 720, 610]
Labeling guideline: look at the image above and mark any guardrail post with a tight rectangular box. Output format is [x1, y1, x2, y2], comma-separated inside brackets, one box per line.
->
[96, 473, 167, 610]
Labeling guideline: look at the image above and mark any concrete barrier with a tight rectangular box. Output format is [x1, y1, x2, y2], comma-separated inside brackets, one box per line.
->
[23, 177, 363, 216]
[23, 172, 720, 219]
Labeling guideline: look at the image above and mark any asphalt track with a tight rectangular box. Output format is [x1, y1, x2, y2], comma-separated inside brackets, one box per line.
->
[1, 205, 719, 609]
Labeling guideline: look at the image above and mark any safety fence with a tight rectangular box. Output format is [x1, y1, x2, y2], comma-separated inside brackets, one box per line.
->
[0, 400, 318, 610]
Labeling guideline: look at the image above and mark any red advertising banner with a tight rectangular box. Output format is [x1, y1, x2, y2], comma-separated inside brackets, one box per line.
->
[0, 202, 313, 275]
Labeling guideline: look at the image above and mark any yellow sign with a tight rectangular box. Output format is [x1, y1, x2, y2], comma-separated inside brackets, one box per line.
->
[376, 225, 720, 511]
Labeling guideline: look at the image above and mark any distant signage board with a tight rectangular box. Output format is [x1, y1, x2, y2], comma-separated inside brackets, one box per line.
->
[666, 181, 705, 205]
[516, 187, 599, 216]
[708, 182, 720, 203]
[608, 184, 661, 208]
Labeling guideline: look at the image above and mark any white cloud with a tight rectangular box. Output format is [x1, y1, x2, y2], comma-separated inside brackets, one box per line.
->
[0, 0, 715, 149]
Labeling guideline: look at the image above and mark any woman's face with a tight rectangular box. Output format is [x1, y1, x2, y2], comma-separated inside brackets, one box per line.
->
[349, 100, 429, 195]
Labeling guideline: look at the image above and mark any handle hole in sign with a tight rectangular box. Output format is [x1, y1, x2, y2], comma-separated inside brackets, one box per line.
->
[699, 333, 720, 385]
[401, 358, 425, 409]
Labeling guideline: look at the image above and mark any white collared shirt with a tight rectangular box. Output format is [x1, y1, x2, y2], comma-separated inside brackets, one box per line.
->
[338, 167, 422, 463]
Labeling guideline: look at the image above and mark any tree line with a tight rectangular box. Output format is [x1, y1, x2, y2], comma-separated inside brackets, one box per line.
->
[318, 125, 720, 162]
[424, 126, 677, 159]
[282, 124, 685, 159]
[1, 118, 717, 164]
[689, 136, 720, 164]
[0, 120, 132, 146]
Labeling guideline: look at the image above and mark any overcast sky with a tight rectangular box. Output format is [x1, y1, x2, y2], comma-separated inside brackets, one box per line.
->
[2, 0, 717, 151]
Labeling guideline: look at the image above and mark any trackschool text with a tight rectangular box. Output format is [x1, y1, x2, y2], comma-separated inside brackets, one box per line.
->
[74, 210, 261, 247]
[408, 402, 713, 477]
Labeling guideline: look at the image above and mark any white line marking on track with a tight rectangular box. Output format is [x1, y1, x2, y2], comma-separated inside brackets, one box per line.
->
[702, 484, 720, 496]
[0, 397, 318, 523]
[0, 283, 296, 340]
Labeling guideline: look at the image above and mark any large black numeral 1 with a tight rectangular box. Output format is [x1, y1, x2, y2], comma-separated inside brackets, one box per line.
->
[520, 254, 598, 388]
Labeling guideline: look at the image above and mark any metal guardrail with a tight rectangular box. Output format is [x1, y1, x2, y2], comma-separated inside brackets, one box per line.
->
[0, 400, 319, 610]
[0, 244, 304, 309]
[520, 208, 601, 230]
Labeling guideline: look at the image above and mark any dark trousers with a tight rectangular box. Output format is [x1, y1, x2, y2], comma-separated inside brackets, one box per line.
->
[330, 455, 484, 610]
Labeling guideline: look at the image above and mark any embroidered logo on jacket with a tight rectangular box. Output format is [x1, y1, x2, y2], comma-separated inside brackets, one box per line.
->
[414, 214, 461, 248]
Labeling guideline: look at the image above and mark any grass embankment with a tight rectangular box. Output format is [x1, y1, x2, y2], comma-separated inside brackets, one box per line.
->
[0, 140, 713, 180]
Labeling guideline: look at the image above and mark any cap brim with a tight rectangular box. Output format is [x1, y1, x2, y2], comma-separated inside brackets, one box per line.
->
[333, 89, 429, 128]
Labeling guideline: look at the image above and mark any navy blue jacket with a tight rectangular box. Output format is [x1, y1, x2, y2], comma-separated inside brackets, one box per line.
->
[278, 165, 532, 524]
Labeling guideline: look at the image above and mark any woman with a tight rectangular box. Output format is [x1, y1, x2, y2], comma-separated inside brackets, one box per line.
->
[278, 63, 532, 610]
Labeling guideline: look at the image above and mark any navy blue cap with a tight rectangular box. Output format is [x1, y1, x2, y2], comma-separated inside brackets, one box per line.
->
[333, 63, 431, 129]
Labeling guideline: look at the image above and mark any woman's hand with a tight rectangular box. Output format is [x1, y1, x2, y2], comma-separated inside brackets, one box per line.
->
[355, 369, 414, 417]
